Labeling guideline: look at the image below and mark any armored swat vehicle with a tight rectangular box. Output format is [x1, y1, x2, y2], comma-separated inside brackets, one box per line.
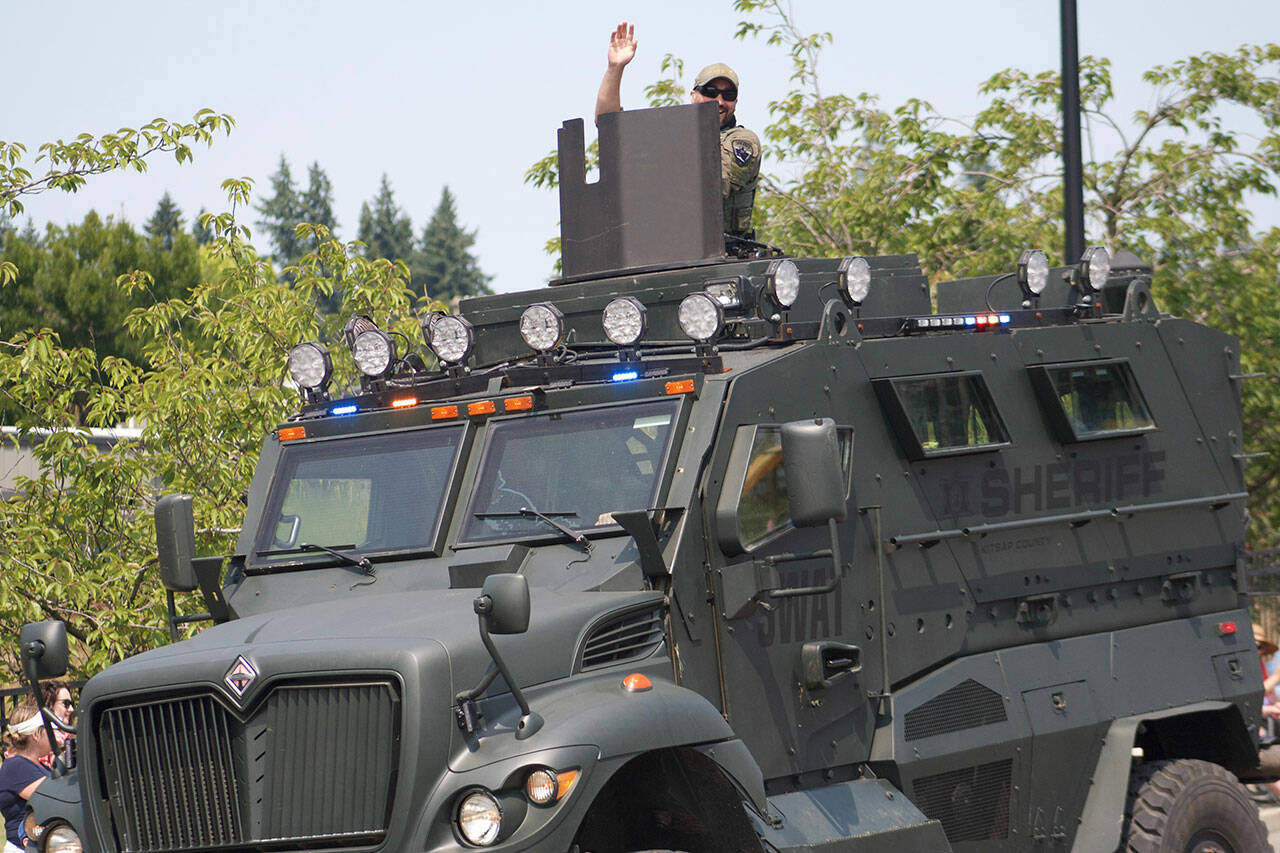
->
[19, 103, 1273, 852]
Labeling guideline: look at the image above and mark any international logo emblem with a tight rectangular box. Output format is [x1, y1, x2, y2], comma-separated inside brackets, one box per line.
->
[224, 655, 258, 698]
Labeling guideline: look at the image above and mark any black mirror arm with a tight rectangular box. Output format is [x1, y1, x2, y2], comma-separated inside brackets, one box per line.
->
[21, 640, 61, 756]
[462, 595, 544, 740]
[764, 518, 846, 601]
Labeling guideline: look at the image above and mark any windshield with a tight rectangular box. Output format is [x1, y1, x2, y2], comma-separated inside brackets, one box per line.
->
[252, 424, 465, 565]
[460, 399, 680, 544]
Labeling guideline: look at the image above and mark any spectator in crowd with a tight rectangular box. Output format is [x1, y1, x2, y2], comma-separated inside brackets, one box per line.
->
[0, 699, 52, 852]
[36, 683, 74, 770]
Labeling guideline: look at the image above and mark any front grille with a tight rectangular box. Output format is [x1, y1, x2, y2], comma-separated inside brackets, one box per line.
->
[579, 608, 665, 670]
[97, 681, 399, 852]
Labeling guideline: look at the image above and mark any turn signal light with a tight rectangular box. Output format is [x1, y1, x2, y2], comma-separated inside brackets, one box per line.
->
[622, 673, 652, 692]
[277, 426, 306, 442]
[665, 380, 695, 396]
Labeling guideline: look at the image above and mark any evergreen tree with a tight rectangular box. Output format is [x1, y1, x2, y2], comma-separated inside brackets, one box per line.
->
[299, 163, 343, 313]
[145, 192, 183, 249]
[191, 208, 214, 246]
[412, 186, 492, 303]
[255, 154, 301, 266]
[357, 174, 413, 262]
[299, 162, 337, 239]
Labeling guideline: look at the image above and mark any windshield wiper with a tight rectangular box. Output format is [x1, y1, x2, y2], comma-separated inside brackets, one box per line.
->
[475, 508, 592, 553]
[255, 543, 376, 586]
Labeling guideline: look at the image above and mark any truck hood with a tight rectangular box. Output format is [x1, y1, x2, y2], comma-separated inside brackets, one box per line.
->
[82, 586, 665, 707]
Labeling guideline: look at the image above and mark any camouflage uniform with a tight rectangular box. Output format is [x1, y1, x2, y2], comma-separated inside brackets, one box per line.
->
[721, 120, 761, 237]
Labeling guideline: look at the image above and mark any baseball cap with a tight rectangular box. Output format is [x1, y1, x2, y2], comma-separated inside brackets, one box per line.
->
[694, 63, 739, 89]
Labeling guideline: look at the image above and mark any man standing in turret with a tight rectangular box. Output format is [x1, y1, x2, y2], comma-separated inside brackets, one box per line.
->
[595, 22, 762, 240]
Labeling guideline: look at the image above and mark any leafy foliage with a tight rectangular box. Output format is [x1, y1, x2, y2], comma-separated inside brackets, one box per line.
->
[0, 176, 424, 682]
[0, 110, 234, 219]
[0, 212, 203, 368]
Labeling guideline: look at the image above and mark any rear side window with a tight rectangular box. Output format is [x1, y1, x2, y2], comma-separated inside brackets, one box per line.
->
[1029, 360, 1155, 441]
[873, 372, 1010, 460]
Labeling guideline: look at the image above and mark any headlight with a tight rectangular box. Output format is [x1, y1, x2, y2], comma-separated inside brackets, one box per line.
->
[287, 342, 331, 390]
[1078, 246, 1111, 292]
[677, 293, 724, 343]
[764, 258, 800, 308]
[602, 297, 646, 346]
[45, 825, 83, 853]
[1017, 249, 1049, 298]
[525, 767, 558, 805]
[428, 315, 475, 365]
[457, 789, 502, 846]
[837, 256, 871, 304]
[519, 303, 567, 353]
[351, 329, 395, 377]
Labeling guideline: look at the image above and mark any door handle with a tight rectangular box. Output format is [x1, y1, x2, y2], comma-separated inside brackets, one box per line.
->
[802, 641, 861, 689]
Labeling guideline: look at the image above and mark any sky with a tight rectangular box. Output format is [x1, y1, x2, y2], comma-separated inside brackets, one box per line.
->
[4, 0, 1277, 295]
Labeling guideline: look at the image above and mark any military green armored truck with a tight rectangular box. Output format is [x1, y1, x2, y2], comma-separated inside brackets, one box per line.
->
[20, 104, 1273, 852]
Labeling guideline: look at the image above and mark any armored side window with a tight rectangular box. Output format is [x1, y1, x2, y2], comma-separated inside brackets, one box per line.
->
[873, 372, 1010, 460]
[1029, 359, 1155, 442]
[716, 424, 852, 555]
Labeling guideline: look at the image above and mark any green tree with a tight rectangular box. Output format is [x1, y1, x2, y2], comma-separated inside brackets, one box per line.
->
[255, 154, 302, 267]
[357, 174, 414, 263]
[145, 191, 184, 249]
[299, 162, 338, 240]
[0, 110, 233, 288]
[191, 208, 214, 246]
[0, 212, 202, 368]
[0, 174, 422, 681]
[411, 186, 492, 303]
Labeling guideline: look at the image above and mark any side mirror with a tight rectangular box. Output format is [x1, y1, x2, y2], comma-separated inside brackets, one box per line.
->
[480, 573, 531, 635]
[781, 418, 848, 527]
[155, 494, 199, 592]
[20, 621, 68, 682]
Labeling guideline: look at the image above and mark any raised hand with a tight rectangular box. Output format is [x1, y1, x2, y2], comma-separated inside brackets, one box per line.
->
[607, 22, 637, 68]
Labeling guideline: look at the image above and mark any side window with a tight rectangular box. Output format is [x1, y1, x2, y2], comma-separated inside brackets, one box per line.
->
[716, 425, 852, 555]
[873, 372, 1010, 460]
[738, 429, 789, 548]
[1029, 360, 1155, 442]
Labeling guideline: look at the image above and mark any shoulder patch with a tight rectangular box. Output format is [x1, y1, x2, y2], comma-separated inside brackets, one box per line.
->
[733, 141, 754, 167]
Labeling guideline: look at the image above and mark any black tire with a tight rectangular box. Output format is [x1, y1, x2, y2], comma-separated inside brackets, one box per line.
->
[1121, 759, 1272, 852]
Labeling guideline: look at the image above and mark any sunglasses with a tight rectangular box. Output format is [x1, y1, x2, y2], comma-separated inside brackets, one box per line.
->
[694, 83, 737, 101]
[56, 699, 74, 709]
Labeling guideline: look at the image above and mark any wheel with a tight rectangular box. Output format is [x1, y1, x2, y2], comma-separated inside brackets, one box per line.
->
[1121, 759, 1271, 852]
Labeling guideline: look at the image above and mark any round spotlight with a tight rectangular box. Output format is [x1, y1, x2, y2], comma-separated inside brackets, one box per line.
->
[837, 256, 872, 304]
[525, 768, 558, 805]
[352, 329, 395, 377]
[1017, 249, 1050, 297]
[1079, 246, 1111, 292]
[519, 303, 567, 353]
[765, 258, 801, 308]
[428, 315, 475, 365]
[677, 293, 724, 343]
[287, 342, 332, 390]
[456, 789, 502, 846]
[602, 297, 647, 346]
[342, 314, 379, 349]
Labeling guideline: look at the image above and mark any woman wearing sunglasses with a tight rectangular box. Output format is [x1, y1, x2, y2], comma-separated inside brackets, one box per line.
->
[595, 22, 761, 238]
